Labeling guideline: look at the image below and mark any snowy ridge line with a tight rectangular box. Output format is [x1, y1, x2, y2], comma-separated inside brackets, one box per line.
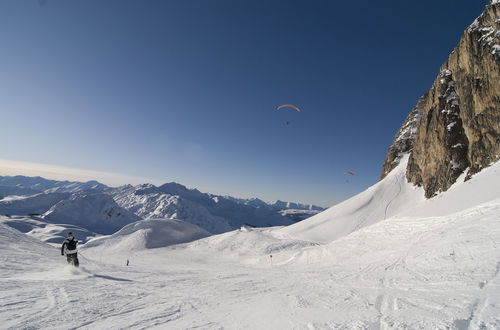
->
[278, 154, 423, 244]
[280, 154, 500, 245]
[1, 175, 316, 236]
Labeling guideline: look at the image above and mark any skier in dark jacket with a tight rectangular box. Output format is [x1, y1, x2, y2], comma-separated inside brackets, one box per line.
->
[61, 232, 79, 267]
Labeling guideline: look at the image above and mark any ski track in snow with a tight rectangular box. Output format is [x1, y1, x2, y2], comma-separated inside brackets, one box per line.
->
[1, 199, 499, 329]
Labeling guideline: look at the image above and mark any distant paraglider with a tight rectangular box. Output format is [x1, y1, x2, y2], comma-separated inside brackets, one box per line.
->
[277, 104, 301, 112]
[344, 171, 356, 183]
[277, 104, 301, 126]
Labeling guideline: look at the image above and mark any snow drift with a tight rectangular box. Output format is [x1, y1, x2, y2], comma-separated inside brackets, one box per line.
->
[0, 215, 99, 244]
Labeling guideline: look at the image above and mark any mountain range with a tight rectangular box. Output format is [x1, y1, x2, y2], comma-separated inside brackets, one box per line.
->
[0, 175, 325, 239]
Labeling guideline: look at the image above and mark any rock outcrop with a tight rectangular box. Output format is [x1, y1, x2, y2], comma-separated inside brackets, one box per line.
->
[382, 1, 500, 198]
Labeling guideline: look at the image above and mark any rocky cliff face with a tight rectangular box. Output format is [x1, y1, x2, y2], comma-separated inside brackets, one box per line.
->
[381, 1, 500, 198]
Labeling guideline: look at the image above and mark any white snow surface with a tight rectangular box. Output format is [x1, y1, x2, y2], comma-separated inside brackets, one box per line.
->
[278, 155, 425, 244]
[83, 219, 210, 253]
[0, 215, 99, 244]
[1, 159, 499, 329]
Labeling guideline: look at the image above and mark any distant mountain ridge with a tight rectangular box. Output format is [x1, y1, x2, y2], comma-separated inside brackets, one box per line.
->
[0, 175, 323, 214]
[43, 193, 141, 235]
[0, 175, 107, 195]
[0, 175, 322, 235]
[110, 184, 234, 234]
[0, 192, 70, 215]
[109, 183, 295, 233]
[224, 196, 324, 211]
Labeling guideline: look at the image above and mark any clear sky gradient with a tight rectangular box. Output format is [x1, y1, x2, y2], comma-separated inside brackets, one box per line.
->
[0, 0, 488, 206]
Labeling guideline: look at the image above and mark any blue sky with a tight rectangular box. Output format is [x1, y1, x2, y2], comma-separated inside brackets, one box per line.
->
[0, 0, 488, 206]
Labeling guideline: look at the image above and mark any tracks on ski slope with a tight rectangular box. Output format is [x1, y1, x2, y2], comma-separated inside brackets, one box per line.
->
[384, 169, 403, 220]
[2, 281, 70, 329]
[2, 200, 500, 329]
[352, 169, 404, 234]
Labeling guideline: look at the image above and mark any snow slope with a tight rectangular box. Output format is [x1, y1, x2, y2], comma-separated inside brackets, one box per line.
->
[278, 154, 424, 244]
[279, 155, 500, 244]
[0, 185, 40, 199]
[0, 215, 99, 244]
[400, 162, 500, 218]
[0, 192, 70, 216]
[1, 197, 499, 329]
[83, 219, 210, 253]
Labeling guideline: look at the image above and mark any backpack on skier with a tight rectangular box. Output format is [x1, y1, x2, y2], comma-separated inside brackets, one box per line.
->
[61, 232, 80, 267]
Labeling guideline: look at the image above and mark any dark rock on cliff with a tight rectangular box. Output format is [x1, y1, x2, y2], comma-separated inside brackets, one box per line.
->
[382, 1, 500, 198]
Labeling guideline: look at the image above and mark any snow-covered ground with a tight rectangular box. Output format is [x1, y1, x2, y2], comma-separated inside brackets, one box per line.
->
[1, 159, 499, 329]
[0, 215, 100, 244]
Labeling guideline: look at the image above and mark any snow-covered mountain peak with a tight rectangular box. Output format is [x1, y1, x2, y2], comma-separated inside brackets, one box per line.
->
[134, 183, 161, 195]
[158, 182, 212, 205]
[108, 181, 294, 233]
[159, 182, 195, 194]
[43, 193, 141, 234]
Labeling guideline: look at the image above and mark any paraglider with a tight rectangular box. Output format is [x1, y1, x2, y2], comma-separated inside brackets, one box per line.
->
[344, 171, 356, 183]
[277, 104, 301, 126]
[277, 104, 301, 112]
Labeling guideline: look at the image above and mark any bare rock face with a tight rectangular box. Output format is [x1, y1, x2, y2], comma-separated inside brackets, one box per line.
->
[380, 100, 424, 178]
[382, 1, 500, 198]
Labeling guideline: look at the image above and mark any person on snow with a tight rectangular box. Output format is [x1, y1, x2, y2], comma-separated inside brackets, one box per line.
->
[61, 232, 79, 267]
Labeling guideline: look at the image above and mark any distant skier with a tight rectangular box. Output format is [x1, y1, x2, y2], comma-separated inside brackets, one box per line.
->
[61, 232, 79, 267]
